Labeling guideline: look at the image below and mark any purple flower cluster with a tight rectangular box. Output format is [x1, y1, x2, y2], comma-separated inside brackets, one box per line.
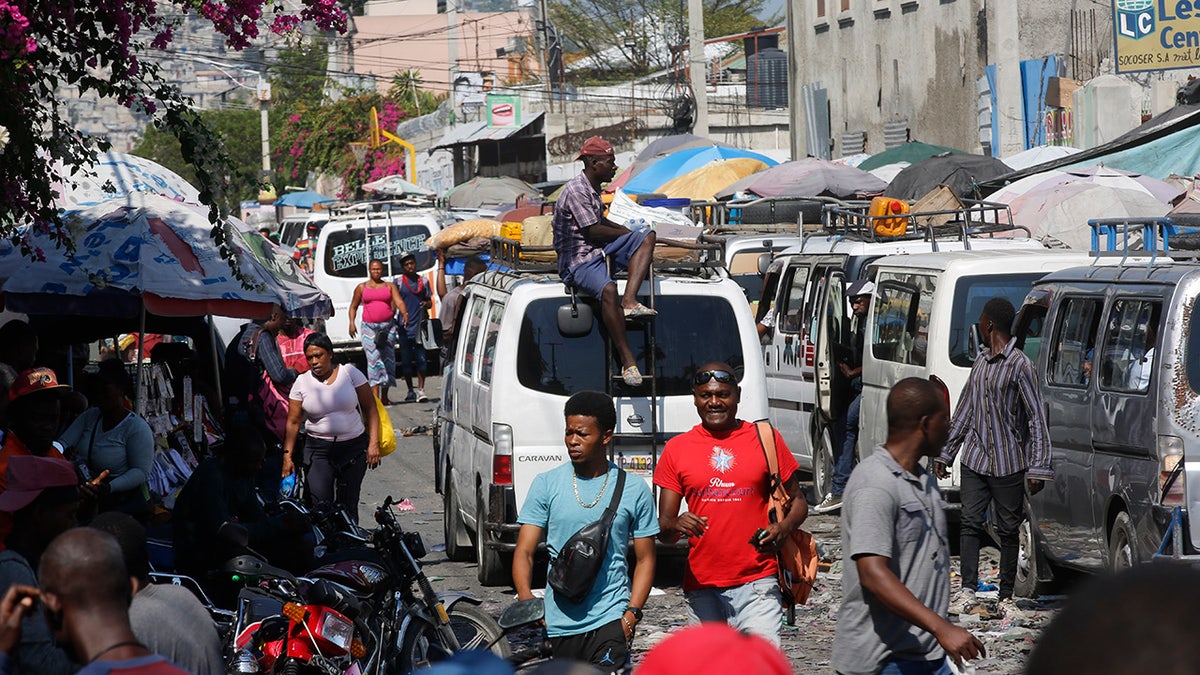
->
[0, 0, 35, 59]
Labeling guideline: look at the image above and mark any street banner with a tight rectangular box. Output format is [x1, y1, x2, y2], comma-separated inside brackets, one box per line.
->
[487, 94, 521, 127]
[1114, 0, 1200, 72]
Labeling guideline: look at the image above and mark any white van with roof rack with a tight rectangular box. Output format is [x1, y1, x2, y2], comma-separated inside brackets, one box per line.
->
[437, 238, 767, 584]
[756, 199, 1047, 500]
[312, 206, 453, 351]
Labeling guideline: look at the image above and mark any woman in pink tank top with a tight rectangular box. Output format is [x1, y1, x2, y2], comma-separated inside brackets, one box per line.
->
[348, 260, 409, 404]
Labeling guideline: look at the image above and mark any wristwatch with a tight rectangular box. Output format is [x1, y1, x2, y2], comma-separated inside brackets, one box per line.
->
[624, 606, 643, 621]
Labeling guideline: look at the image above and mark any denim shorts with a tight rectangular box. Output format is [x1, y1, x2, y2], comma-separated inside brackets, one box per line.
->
[564, 228, 652, 299]
[684, 575, 782, 646]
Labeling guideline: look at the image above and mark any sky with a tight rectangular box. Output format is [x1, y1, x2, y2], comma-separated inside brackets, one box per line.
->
[759, 0, 785, 23]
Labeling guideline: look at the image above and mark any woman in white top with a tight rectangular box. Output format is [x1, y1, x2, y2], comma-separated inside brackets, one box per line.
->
[283, 332, 380, 520]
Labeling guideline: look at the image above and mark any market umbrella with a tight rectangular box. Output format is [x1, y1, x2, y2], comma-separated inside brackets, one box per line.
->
[656, 158, 769, 201]
[858, 141, 962, 172]
[1002, 145, 1081, 171]
[445, 176, 539, 209]
[989, 165, 1184, 205]
[1005, 183, 1169, 249]
[868, 162, 909, 184]
[624, 146, 779, 195]
[275, 189, 335, 209]
[52, 150, 202, 209]
[831, 153, 871, 168]
[362, 175, 435, 197]
[716, 157, 887, 199]
[635, 134, 731, 164]
[1, 192, 332, 319]
[883, 153, 1012, 200]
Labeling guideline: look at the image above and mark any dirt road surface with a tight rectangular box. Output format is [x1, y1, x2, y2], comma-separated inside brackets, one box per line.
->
[359, 376, 1060, 673]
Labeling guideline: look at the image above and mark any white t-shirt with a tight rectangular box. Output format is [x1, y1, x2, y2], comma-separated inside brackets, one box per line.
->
[289, 365, 369, 440]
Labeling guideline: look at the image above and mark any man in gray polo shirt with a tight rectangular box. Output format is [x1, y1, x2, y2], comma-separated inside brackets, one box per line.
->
[833, 378, 984, 675]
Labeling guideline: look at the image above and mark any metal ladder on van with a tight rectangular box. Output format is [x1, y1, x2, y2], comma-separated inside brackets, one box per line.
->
[605, 260, 661, 474]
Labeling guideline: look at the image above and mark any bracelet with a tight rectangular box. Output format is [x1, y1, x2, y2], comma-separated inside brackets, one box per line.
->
[621, 615, 634, 640]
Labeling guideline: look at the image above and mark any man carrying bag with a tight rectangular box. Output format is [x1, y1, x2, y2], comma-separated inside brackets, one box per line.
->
[513, 391, 658, 670]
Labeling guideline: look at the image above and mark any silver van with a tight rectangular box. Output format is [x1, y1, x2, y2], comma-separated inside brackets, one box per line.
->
[1014, 254, 1200, 592]
[437, 245, 767, 584]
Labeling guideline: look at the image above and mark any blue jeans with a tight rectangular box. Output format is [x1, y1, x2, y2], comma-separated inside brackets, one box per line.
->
[831, 393, 860, 496]
[396, 334, 427, 377]
[684, 576, 782, 646]
[878, 658, 952, 675]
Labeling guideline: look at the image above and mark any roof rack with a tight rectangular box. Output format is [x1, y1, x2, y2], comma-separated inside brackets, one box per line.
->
[487, 235, 727, 275]
[328, 199, 437, 217]
[1087, 217, 1186, 265]
[821, 199, 1030, 248]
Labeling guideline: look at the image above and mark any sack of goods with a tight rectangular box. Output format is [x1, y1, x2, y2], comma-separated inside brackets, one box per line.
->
[425, 219, 502, 249]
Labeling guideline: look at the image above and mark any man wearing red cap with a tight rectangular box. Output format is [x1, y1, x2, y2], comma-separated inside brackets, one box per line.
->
[552, 135, 657, 386]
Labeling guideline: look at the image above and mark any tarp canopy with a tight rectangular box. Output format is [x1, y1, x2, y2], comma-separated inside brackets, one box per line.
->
[981, 105, 1200, 192]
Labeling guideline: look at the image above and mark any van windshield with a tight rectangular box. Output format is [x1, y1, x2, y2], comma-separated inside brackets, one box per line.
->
[949, 273, 1044, 366]
[322, 225, 435, 278]
[517, 295, 746, 396]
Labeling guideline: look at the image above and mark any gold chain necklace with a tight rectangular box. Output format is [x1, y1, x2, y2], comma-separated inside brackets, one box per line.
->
[572, 470, 610, 508]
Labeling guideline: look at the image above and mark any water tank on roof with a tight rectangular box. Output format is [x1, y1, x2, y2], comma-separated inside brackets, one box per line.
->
[742, 32, 779, 58]
[746, 47, 788, 110]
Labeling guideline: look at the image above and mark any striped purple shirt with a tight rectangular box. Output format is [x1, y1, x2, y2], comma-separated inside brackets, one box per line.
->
[939, 337, 1054, 480]
[551, 172, 605, 277]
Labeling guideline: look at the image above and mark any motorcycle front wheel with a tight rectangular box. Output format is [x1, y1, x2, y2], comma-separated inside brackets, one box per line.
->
[398, 604, 511, 670]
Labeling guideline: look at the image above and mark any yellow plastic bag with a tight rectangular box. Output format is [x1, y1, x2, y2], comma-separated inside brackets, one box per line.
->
[376, 396, 397, 457]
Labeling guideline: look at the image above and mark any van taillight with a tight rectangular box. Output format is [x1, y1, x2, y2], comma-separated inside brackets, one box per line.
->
[1158, 435, 1186, 506]
[803, 341, 816, 368]
[492, 423, 513, 485]
[493, 456, 512, 485]
[928, 375, 951, 412]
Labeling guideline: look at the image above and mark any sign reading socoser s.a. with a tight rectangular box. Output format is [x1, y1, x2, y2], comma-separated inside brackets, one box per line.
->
[1114, 0, 1200, 72]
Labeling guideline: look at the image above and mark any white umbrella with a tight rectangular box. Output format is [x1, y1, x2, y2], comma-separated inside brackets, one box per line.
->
[362, 175, 434, 197]
[1002, 145, 1081, 171]
[51, 150, 202, 209]
[868, 162, 909, 184]
[1006, 183, 1169, 249]
[990, 165, 1184, 206]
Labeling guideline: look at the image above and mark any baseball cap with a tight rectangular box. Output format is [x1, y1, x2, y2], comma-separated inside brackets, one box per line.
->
[0, 455, 79, 513]
[846, 279, 875, 298]
[398, 251, 416, 264]
[635, 623, 793, 675]
[576, 136, 614, 160]
[9, 367, 69, 402]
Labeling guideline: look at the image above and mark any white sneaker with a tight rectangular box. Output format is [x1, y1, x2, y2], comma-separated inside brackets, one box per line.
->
[997, 597, 1022, 619]
[415, 389, 429, 403]
[813, 494, 843, 514]
[948, 590, 977, 616]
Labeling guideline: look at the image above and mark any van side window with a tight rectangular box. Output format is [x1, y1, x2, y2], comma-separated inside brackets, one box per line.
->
[1047, 297, 1103, 387]
[479, 302, 505, 385]
[873, 275, 936, 366]
[1098, 299, 1161, 393]
[779, 266, 811, 334]
[460, 297, 487, 378]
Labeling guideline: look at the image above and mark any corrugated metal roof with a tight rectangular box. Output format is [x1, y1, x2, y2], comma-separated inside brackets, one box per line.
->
[433, 111, 545, 149]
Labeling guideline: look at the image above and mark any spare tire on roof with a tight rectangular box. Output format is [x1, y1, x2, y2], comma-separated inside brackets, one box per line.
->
[737, 199, 823, 225]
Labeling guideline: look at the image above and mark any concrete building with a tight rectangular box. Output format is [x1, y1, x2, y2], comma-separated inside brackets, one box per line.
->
[784, 0, 1200, 161]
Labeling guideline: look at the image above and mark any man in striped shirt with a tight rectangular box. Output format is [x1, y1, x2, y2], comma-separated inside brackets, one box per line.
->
[936, 297, 1052, 620]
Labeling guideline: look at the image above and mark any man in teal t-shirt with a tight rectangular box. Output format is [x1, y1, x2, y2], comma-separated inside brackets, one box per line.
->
[514, 391, 658, 669]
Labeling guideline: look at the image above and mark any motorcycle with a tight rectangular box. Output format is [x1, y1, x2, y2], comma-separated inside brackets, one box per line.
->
[302, 495, 510, 672]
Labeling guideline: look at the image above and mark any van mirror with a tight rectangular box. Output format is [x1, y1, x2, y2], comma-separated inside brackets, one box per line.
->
[757, 252, 772, 276]
[558, 302, 594, 337]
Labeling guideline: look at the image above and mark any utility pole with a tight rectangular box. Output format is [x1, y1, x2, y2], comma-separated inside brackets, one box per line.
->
[687, 0, 708, 136]
[991, 1, 1023, 156]
[447, 0, 460, 117]
[785, 0, 804, 161]
[536, 0, 552, 113]
[257, 75, 272, 175]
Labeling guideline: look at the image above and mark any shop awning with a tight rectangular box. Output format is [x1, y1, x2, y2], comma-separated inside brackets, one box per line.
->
[433, 112, 545, 149]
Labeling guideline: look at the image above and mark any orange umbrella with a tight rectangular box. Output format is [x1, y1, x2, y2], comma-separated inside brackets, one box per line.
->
[655, 158, 769, 201]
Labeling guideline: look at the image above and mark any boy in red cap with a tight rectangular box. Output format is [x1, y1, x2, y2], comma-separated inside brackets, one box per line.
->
[552, 135, 657, 386]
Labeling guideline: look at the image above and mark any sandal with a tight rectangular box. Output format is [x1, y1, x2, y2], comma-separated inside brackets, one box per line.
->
[623, 303, 657, 319]
[622, 365, 643, 386]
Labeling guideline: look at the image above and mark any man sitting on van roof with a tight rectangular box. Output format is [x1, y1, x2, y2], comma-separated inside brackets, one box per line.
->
[552, 136, 657, 387]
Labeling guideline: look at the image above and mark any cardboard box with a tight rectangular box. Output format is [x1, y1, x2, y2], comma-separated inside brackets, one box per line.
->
[1046, 77, 1082, 109]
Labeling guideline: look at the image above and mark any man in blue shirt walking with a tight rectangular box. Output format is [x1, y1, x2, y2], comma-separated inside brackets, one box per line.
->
[513, 391, 658, 668]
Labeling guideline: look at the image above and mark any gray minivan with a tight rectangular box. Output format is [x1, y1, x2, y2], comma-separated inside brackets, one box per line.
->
[1014, 259, 1200, 591]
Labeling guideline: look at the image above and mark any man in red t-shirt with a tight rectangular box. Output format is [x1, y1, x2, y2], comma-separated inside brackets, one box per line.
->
[654, 361, 808, 645]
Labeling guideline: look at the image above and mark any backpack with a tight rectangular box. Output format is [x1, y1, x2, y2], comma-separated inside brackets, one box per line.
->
[547, 470, 626, 604]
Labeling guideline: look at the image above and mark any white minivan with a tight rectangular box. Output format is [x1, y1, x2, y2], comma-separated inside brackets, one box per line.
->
[858, 250, 1098, 504]
[757, 208, 1044, 499]
[312, 209, 452, 351]
[438, 250, 767, 585]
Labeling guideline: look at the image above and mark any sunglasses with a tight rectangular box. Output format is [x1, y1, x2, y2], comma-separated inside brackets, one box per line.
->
[693, 370, 737, 386]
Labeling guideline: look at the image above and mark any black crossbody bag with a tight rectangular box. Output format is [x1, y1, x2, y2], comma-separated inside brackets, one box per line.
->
[547, 470, 627, 604]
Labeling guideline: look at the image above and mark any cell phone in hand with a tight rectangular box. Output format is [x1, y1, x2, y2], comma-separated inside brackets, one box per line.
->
[749, 528, 769, 547]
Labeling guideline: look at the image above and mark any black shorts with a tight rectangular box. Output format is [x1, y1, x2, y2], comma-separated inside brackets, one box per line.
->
[548, 617, 628, 670]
